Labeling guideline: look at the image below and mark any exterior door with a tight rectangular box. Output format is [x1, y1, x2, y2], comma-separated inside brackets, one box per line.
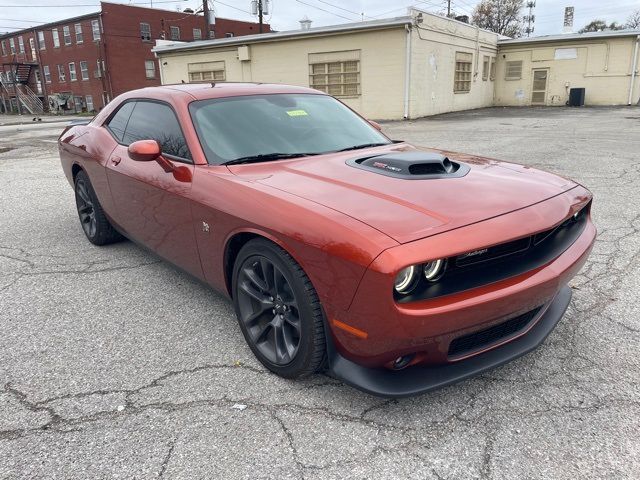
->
[103, 99, 204, 279]
[531, 69, 548, 105]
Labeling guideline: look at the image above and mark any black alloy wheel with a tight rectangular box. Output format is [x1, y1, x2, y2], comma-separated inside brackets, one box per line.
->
[232, 238, 326, 378]
[75, 176, 97, 239]
[74, 170, 123, 246]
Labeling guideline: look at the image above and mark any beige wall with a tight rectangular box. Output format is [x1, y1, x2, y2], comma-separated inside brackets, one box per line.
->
[158, 28, 407, 120]
[408, 12, 499, 117]
[495, 37, 640, 106]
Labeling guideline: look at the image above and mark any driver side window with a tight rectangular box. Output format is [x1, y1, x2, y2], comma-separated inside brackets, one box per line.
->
[122, 100, 192, 161]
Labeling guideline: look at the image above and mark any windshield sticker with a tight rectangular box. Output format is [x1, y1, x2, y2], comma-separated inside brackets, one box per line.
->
[286, 109, 308, 117]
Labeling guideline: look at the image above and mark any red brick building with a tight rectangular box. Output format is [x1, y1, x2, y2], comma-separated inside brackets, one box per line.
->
[0, 2, 270, 114]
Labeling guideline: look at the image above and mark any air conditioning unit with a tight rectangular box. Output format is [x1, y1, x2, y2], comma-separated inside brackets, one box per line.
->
[93, 70, 102, 78]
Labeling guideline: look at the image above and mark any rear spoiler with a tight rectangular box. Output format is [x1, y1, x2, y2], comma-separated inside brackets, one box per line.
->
[68, 118, 92, 126]
[59, 117, 93, 139]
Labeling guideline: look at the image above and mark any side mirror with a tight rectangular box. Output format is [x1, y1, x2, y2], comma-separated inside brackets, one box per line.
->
[368, 120, 382, 131]
[128, 139, 161, 162]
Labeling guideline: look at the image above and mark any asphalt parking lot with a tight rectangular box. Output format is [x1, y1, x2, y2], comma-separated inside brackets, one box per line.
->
[1, 106, 638, 479]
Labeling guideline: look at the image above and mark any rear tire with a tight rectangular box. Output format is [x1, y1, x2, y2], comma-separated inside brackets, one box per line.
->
[232, 238, 326, 379]
[74, 170, 123, 246]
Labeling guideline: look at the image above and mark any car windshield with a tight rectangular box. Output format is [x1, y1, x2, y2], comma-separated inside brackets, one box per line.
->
[189, 93, 391, 165]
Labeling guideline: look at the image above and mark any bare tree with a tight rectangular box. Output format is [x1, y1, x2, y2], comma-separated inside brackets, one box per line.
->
[626, 10, 640, 29]
[579, 19, 625, 33]
[471, 0, 524, 38]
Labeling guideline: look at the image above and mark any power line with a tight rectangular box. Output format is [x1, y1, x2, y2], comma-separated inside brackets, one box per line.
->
[295, 0, 355, 21]
[0, 0, 187, 7]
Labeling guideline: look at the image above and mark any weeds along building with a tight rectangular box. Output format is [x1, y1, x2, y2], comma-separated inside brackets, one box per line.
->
[0, 1, 270, 114]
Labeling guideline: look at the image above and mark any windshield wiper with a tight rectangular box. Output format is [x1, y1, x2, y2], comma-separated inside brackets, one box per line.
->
[222, 153, 318, 166]
[337, 142, 390, 152]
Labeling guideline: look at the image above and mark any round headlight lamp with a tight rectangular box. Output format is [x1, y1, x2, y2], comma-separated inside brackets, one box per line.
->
[394, 265, 419, 294]
[423, 259, 446, 282]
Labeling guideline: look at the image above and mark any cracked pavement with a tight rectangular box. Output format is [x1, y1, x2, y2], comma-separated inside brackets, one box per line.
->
[0, 107, 639, 479]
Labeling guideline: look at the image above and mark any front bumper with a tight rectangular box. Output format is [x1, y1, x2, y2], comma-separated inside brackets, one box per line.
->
[327, 285, 572, 398]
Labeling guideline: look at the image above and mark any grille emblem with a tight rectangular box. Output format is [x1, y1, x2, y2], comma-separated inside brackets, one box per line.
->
[460, 248, 488, 259]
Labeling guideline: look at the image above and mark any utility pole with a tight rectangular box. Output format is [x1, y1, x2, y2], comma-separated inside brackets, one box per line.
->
[447, 0, 451, 17]
[524, 1, 536, 37]
[203, 0, 210, 39]
[258, 0, 263, 33]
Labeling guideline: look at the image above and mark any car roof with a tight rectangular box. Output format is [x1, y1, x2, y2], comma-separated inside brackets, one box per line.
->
[134, 82, 325, 100]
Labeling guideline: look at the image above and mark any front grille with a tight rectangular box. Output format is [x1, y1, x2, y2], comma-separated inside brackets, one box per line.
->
[448, 306, 542, 358]
[396, 201, 590, 303]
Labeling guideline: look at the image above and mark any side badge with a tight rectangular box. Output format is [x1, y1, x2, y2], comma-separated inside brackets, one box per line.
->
[202, 221, 210, 233]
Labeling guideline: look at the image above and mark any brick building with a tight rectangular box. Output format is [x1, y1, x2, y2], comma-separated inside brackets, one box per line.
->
[0, 1, 270, 114]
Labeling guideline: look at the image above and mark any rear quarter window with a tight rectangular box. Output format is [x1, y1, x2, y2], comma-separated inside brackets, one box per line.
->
[105, 101, 135, 142]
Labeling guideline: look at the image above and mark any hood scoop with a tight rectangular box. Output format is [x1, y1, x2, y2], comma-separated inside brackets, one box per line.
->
[347, 151, 469, 180]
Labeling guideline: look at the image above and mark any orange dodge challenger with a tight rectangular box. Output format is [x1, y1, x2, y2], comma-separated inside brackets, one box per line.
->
[59, 83, 595, 397]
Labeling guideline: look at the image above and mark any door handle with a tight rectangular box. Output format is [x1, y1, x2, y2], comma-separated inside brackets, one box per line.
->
[111, 156, 122, 165]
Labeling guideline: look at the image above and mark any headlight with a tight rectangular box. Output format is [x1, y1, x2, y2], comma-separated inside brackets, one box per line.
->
[394, 265, 419, 294]
[423, 259, 446, 281]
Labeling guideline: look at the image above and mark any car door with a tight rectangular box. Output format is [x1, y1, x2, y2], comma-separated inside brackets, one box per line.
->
[104, 99, 204, 279]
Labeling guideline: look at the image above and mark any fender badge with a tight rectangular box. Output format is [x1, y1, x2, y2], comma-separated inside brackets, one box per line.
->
[202, 221, 210, 233]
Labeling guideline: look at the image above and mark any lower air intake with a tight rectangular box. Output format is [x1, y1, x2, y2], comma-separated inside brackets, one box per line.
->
[448, 307, 542, 358]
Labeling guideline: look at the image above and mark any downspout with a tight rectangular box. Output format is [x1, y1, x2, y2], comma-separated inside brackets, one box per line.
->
[403, 23, 412, 119]
[628, 35, 639, 106]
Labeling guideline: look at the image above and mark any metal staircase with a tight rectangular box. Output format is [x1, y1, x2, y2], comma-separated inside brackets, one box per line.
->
[0, 63, 44, 114]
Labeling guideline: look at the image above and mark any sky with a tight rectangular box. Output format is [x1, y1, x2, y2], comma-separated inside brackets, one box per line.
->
[0, 0, 639, 37]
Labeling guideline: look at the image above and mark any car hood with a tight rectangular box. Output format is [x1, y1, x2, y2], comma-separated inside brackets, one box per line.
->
[227, 144, 577, 244]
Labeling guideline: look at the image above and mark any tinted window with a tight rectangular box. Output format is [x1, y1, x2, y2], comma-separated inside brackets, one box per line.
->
[189, 94, 390, 165]
[106, 101, 135, 142]
[123, 101, 191, 160]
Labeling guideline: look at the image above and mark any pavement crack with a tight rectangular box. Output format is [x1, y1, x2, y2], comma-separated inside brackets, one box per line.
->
[158, 437, 177, 478]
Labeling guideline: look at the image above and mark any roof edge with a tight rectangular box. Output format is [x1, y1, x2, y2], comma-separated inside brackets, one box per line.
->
[153, 16, 413, 54]
[499, 29, 640, 45]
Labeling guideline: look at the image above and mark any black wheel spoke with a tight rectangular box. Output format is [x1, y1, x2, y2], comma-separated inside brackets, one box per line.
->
[244, 266, 268, 292]
[77, 183, 91, 204]
[239, 280, 271, 307]
[284, 312, 301, 334]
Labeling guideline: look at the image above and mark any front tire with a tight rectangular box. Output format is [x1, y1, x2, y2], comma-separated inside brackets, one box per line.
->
[232, 238, 326, 379]
[74, 170, 123, 246]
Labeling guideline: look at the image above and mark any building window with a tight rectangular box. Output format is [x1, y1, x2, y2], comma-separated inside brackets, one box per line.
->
[1, 40, 6, 56]
[482, 55, 489, 81]
[29, 37, 35, 61]
[95, 59, 102, 77]
[18, 36, 25, 54]
[193, 28, 202, 40]
[79, 61, 89, 80]
[92, 19, 101, 41]
[57, 64, 66, 82]
[140, 22, 151, 41]
[225, 32, 234, 37]
[309, 59, 360, 97]
[505, 60, 523, 80]
[37, 31, 45, 50]
[454, 52, 472, 93]
[63, 26, 72, 45]
[75, 23, 83, 43]
[86, 95, 94, 112]
[52, 29, 60, 48]
[9, 38, 16, 54]
[43, 65, 51, 83]
[490, 58, 496, 81]
[170, 26, 180, 40]
[69, 62, 77, 81]
[187, 61, 225, 82]
[144, 60, 156, 79]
